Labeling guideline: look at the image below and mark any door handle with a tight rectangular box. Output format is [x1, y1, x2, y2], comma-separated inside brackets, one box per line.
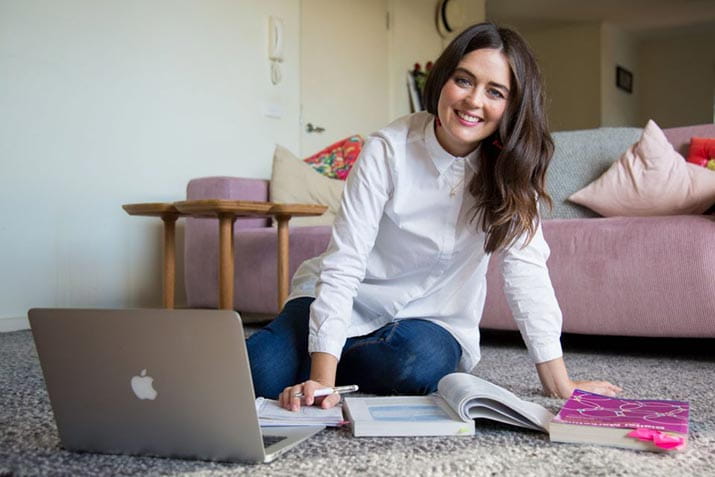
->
[306, 123, 325, 133]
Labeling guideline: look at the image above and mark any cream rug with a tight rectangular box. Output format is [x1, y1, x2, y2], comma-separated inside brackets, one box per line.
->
[1, 329, 712, 476]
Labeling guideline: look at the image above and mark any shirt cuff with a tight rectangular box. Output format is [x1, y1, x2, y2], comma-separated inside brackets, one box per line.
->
[308, 330, 346, 362]
[526, 339, 563, 364]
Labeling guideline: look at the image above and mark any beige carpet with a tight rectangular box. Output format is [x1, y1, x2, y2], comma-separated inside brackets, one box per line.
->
[1, 329, 713, 477]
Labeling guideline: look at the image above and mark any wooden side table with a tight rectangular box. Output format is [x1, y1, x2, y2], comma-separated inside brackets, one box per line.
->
[122, 203, 183, 308]
[124, 200, 327, 311]
[270, 203, 331, 306]
[173, 200, 273, 310]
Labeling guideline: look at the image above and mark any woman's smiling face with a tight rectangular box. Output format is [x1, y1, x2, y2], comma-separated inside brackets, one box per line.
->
[435, 48, 512, 157]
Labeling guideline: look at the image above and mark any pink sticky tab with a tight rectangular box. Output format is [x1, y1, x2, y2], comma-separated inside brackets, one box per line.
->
[627, 428, 656, 439]
[627, 428, 685, 450]
[652, 433, 685, 450]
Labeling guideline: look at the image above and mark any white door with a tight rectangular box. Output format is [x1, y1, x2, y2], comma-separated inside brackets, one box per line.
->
[300, 0, 389, 156]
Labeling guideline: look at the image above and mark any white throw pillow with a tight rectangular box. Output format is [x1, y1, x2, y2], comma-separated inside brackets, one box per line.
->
[269, 145, 344, 226]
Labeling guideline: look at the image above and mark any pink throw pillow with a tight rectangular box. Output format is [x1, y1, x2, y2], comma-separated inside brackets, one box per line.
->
[569, 120, 715, 216]
[686, 136, 715, 169]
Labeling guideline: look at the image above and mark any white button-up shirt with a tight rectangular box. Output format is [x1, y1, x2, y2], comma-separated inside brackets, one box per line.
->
[288, 112, 563, 372]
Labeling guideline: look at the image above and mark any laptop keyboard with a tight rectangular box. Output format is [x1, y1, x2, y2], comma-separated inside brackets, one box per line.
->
[262, 434, 288, 448]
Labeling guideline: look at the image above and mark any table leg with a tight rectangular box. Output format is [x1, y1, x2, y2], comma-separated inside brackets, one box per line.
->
[161, 215, 178, 309]
[276, 215, 291, 310]
[218, 214, 236, 310]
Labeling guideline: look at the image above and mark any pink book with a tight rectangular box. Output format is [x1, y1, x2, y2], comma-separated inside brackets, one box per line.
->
[549, 389, 689, 452]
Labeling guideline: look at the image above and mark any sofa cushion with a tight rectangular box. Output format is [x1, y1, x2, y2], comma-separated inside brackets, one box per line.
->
[303, 135, 363, 180]
[545, 127, 643, 219]
[686, 137, 715, 169]
[568, 120, 715, 216]
[270, 145, 345, 226]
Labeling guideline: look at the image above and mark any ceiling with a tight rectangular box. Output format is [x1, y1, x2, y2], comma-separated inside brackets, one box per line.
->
[486, 0, 715, 36]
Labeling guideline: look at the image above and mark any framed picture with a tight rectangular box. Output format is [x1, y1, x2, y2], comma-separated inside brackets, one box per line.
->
[616, 66, 633, 93]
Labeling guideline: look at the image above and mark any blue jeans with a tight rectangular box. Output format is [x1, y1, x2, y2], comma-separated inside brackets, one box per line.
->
[246, 297, 462, 399]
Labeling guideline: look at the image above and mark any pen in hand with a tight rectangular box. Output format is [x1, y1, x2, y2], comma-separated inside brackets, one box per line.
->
[293, 384, 359, 399]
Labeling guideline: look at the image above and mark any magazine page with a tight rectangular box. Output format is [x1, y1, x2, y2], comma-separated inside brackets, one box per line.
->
[437, 373, 554, 432]
[255, 397, 345, 427]
[465, 398, 544, 431]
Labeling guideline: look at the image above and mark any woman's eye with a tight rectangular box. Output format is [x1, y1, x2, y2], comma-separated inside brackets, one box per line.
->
[487, 88, 505, 99]
[454, 77, 472, 87]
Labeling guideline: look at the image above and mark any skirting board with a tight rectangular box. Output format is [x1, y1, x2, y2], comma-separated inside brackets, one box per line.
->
[0, 316, 30, 333]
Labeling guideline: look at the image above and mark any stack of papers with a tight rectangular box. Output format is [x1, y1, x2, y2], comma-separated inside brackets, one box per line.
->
[255, 397, 345, 427]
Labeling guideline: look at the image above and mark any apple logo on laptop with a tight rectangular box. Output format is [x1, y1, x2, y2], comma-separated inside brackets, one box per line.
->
[131, 369, 158, 400]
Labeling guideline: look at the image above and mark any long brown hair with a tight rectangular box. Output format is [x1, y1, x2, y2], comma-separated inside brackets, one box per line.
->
[423, 23, 553, 253]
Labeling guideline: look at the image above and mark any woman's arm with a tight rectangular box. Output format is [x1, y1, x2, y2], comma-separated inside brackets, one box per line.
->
[500, 219, 621, 399]
[306, 138, 394, 362]
[535, 356, 622, 398]
[500, 221, 564, 365]
[279, 137, 395, 411]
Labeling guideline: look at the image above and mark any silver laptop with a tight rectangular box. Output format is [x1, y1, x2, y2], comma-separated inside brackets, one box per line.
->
[28, 308, 323, 464]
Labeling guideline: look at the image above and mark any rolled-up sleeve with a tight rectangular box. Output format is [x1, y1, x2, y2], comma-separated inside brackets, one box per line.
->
[307, 138, 394, 359]
[501, 220, 563, 363]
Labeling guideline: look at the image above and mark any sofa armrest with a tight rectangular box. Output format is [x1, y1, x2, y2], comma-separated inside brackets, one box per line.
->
[663, 123, 715, 157]
[186, 176, 270, 229]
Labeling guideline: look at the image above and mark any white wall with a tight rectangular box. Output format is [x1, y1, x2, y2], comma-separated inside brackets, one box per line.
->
[387, 0, 443, 120]
[498, 20, 714, 131]
[0, 0, 490, 331]
[387, 0, 485, 120]
[517, 23, 602, 131]
[600, 23, 640, 126]
[0, 0, 301, 328]
[639, 29, 715, 127]
[438, 0, 486, 48]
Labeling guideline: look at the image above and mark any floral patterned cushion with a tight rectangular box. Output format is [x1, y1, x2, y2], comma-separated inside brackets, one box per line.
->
[303, 135, 364, 180]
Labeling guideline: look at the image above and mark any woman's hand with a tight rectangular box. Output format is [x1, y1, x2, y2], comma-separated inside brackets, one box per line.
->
[278, 380, 342, 412]
[568, 380, 622, 398]
[278, 352, 340, 411]
[535, 357, 622, 399]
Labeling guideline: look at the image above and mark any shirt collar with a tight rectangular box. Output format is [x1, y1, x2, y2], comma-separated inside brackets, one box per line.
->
[424, 116, 481, 176]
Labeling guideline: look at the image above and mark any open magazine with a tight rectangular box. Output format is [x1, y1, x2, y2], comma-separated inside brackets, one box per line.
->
[344, 373, 554, 437]
[437, 373, 553, 432]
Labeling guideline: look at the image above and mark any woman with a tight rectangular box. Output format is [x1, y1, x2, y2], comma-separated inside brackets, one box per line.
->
[247, 22, 621, 411]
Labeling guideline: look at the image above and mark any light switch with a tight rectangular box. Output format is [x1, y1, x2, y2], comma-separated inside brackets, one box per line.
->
[264, 103, 284, 119]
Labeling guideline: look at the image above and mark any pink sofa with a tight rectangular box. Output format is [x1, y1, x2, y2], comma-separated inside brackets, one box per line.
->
[184, 123, 715, 337]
